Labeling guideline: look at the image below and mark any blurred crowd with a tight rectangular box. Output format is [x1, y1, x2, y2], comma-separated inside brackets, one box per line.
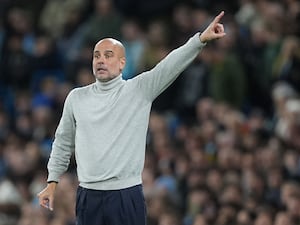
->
[0, 0, 300, 225]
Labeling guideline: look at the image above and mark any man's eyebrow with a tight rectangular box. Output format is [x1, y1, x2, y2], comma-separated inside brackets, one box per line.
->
[93, 50, 114, 54]
[104, 50, 114, 55]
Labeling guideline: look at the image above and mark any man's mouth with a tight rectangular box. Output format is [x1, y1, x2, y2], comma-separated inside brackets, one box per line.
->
[97, 68, 107, 72]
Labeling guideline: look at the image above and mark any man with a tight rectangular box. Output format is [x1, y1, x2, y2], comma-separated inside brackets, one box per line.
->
[38, 11, 226, 225]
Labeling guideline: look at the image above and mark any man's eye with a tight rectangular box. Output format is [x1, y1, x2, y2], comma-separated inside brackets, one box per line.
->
[94, 55, 99, 59]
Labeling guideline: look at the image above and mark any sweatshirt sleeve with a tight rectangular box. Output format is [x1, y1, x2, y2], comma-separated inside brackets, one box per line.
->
[47, 90, 76, 183]
[133, 32, 206, 101]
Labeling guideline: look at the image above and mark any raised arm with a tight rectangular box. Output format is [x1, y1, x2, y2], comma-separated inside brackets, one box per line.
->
[134, 11, 226, 101]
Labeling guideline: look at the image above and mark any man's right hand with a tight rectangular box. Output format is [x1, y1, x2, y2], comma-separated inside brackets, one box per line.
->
[37, 182, 57, 211]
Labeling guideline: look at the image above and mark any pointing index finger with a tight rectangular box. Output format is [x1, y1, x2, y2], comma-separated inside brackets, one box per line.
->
[213, 11, 225, 24]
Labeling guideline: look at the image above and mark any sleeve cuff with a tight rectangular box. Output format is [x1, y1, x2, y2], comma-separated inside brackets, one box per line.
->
[193, 32, 207, 47]
[47, 180, 58, 184]
[47, 172, 60, 183]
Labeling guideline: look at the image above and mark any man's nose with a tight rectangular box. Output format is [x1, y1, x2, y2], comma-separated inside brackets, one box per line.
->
[95, 57, 104, 64]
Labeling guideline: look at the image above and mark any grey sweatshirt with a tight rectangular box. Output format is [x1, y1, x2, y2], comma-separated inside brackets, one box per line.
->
[47, 33, 206, 190]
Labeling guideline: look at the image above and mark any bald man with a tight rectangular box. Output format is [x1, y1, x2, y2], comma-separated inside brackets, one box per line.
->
[38, 11, 226, 225]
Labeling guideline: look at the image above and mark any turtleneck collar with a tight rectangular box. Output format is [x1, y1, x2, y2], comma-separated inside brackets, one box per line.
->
[94, 74, 123, 92]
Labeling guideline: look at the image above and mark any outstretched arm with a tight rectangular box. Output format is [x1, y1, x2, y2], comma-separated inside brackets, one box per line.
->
[200, 11, 226, 43]
[134, 11, 226, 101]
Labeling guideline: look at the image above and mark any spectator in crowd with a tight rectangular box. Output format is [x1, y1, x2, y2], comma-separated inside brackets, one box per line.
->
[0, 34, 33, 89]
[80, 0, 123, 46]
[39, 0, 86, 40]
[120, 18, 146, 80]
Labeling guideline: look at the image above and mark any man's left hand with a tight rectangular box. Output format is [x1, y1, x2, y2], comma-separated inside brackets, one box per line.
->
[200, 11, 226, 43]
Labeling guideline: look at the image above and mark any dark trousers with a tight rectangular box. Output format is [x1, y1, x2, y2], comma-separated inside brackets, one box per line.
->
[76, 185, 147, 225]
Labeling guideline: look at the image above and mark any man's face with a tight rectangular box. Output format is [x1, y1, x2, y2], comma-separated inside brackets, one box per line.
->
[92, 38, 126, 82]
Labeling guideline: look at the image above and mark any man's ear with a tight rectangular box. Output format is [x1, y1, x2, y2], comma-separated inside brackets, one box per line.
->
[120, 57, 126, 71]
